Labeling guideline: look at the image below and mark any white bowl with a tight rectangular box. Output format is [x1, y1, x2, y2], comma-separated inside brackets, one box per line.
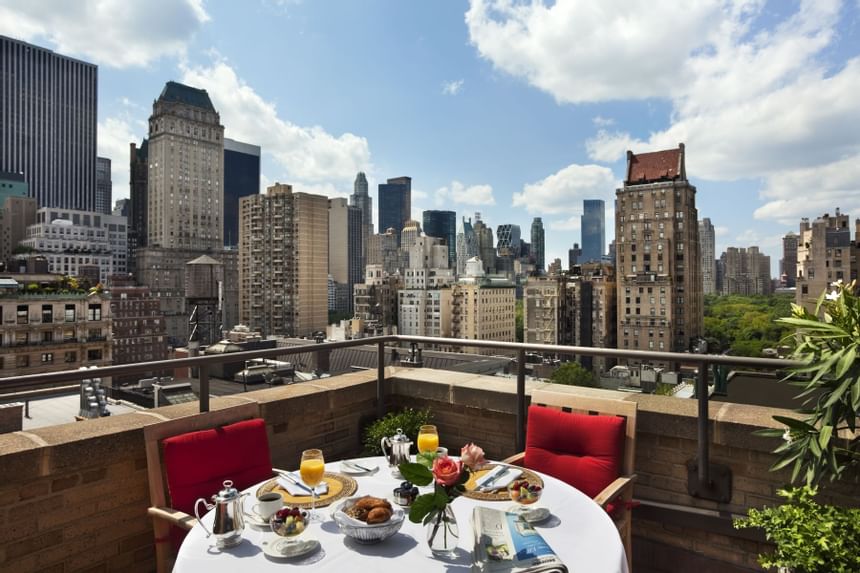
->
[331, 497, 405, 544]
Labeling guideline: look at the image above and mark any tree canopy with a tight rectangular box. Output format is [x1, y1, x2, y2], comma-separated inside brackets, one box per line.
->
[703, 293, 794, 357]
[550, 362, 598, 387]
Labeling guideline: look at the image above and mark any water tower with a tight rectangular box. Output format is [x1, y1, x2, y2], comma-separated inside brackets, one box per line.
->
[185, 255, 223, 347]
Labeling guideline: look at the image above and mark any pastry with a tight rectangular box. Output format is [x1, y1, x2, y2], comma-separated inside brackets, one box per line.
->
[366, 506, 393, 524]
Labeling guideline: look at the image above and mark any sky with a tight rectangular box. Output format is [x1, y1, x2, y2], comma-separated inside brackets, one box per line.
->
[2, 0, 859, 276]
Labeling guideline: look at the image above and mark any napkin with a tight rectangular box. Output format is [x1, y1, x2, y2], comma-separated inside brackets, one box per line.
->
[475, 465, 522, 492]
[277, 472, 329, 497]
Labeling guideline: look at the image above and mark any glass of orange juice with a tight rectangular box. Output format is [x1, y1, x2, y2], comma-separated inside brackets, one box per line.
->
[300, 449, 325, 521]
[417, 425, 439, 455]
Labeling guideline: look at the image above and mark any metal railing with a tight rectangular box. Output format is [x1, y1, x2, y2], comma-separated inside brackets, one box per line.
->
[0, 335, 802, 502]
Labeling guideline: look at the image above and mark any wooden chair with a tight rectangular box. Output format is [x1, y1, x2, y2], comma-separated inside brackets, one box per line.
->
[144, 402, 273, 573]
[504, 388, 637, 572]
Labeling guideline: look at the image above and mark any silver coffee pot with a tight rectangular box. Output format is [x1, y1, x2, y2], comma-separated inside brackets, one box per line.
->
[381, 427, 413, 471]
[195, 480, 248, 548]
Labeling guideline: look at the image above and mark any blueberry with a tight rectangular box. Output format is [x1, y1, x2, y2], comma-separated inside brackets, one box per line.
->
[401, 481, 412, 489]
[411, 487, 419, 497]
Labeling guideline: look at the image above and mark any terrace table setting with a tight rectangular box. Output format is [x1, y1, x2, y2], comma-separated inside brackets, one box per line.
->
[173, 454, 629, 573]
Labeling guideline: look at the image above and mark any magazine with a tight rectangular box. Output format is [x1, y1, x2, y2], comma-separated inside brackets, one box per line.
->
[471, 507, 568, 573]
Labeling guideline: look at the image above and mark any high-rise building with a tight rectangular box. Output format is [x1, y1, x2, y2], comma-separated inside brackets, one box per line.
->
[456, 216, 478, 276]
[473, 214, 497, 275]
[496, 224, 522, 253]
[128, 140, 148, 277]
[699, 218, 716, 294]
[146, 82, 224, 250]
[780, 232, 798, 288]
[796, 209, 860, 313]
[0, 195, 37, 264]
[400, 219, 422, 251]
[615, 144, 702, 356]
[329, 197, 363, 315]
[223, 138, 261, 247]
[568, 243, 582, 270]
[0, 36, 98, 211]
[113, 199, 130, 217]
[422, 210, 456, 269]
[719, 246, 772, 295]
[530, 217, 545, 273]
[378, 176, 411, 246]
[354, 264, 401, 333]
[95, 157, 112, 215]
[451, 261, 516, 352]
[0, 171, 28, 205]
[239, 183, 329, 337]
[398, 236, 455, 339]
[581, 200, 605, 263]
[350, 172, 373, 268]
[109, 285, 168, 383]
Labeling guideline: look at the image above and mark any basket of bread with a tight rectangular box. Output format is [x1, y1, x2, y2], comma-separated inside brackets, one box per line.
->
[331, 495, 405, 544]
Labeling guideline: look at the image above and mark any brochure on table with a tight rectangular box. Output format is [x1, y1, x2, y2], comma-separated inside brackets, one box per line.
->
[471, 507, 568, 573]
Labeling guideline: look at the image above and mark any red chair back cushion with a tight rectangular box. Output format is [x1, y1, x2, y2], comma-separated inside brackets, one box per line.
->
[524, 405, 625, 499]
[162, 418, 272, 548]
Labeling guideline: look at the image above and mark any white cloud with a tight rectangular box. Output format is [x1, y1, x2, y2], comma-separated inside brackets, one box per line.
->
[0, 0, 208, 68]
[441, 79, 465, 95]
[467, 0, 860, 223]
[435, 181, 495, 206]
[513, 163, 616, 215]
[97, 116, 144, 204]
[180, 57, 372, 186]
[714, 226, 730, 237]
[592, 116, 615, 127]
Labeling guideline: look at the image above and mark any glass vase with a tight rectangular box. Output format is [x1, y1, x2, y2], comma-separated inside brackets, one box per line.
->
[425, 505, 459, 558]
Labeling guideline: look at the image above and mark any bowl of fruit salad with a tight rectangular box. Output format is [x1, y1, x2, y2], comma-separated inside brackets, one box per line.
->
[508, 479, 543, 506]
[270, 507, 308, 539]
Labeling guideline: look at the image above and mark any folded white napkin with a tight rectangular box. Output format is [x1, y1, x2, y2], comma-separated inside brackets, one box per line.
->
[475, 465, 523, 492]
[277, 472, 329, 497]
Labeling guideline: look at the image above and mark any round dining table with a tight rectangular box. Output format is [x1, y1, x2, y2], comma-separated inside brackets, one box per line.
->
[173, 456, 629, 573]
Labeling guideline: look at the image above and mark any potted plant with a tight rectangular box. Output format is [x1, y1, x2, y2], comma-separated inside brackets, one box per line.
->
[734, 486, 860, 573]
[361, 407, 431, 456]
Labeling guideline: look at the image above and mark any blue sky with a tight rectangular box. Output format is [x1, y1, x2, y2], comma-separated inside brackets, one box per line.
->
[3, 0, 860, 275]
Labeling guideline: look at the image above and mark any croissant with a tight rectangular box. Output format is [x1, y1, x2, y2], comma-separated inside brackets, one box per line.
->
[366, 506, 393, 524]
[354, 496, 391, 512]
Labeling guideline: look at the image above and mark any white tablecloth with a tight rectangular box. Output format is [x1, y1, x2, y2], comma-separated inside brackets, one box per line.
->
[173, 457, 629, 573]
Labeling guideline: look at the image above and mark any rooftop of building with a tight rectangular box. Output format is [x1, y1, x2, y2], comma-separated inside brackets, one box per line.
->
[625, 144, 686, 185]
[158, 81, 216, 112]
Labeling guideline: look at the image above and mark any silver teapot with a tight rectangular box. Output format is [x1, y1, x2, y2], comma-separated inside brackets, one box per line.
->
[195, 480, 248, 548]
[381, 428, 413, 472]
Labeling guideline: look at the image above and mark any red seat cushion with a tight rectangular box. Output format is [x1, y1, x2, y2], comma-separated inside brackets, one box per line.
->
[162, 418, 273, 548]
[524, 405, 625, 500]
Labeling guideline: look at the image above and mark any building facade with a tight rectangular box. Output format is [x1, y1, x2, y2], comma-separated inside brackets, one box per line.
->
[146, 82, 224, 250]
[0, 36, 98, 211]
[328, 197, 363, 315]
[796, 209, 860, 312]
[0, 171, 28, 206]
[109, 285, 167, 383]
[456, 216, 478, 276]
[781, 232, 798, 288]
[367, 229, 401, 276]
[95, 157, 112, 215]
[699, 218, 716, 295]
[239, 183, 328, 338]
[353, 264, 401, 333]
[0, 290, 112, 378]
[22, 208, 128, 283]
[719, 246, 772, 296]
[615, 144, 703, 357]
[378, 176, 411, 246]
[531, 217, 545, 273]
[223, 138, 261, 247]
[422, 210, 456, 270]
[349, 172, 373, 270]
[474, 214, 496, 275]
[0, 195, 37, 265]
[451, 272, 516, 349]
[581, 199, 605, 263]
[568, 243, 582, 270]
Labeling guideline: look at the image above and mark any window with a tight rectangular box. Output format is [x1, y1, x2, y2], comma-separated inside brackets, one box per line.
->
[65, 304, 76, 322]
[17, 305, 28, 325]
[17, 354, 30, 368]
[42, 331, 53, 343]
[87, 349, 102, 361]
[41, 353, 54, 364]
[64, 351, 77, 363]
[42, 304, 53, 323]
[15, 332, 28, 346]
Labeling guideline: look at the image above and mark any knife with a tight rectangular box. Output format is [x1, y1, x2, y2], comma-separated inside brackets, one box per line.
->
[478, 466, 508, 491]
[277, 471, 315, 495]
[345, 460, 374, 472]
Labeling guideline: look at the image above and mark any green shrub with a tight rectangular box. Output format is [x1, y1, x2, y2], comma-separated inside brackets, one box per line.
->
[362, 407, 432, 456]
[734, 486, 860, 573]
[550, 362, 598, 387]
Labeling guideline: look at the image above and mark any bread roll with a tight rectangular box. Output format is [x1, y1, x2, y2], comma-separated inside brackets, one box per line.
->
[366, 506, 392, 524]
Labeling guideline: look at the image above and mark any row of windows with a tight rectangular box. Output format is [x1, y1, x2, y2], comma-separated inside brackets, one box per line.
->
[0, 349, 102, 369]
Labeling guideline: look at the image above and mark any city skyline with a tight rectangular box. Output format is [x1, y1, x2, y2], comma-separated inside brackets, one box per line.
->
[1, 2, 859, 274]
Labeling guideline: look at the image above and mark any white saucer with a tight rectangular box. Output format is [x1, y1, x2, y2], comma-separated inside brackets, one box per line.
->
[244, 510, 274, 528]
[520, 506, 551, 523]
[340, 460, 379, 475]
[261, 537, 320, 559]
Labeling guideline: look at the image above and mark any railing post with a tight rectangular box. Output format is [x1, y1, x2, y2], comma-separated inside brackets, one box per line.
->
[377, 340, 385, 419]
[199, 363, 210, 413]
[516, 348, 526, 452]
[686, 360, 732, 502]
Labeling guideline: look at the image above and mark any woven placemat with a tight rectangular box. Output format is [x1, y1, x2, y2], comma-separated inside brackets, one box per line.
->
[463, 465, 544, 502]
[257, 472, 358, 509]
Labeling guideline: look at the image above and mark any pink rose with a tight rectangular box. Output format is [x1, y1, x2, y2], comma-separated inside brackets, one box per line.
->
[460, 443, 487, 471]
[432, 456, 463, 487]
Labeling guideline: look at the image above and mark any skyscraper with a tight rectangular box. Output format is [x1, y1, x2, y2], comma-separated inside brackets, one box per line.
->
[699, 218, 716, 294]
[531, 217, 545, 273]
[1, 36, 98, 211]
[95, 157, 112, 215]
[350, 172, 373, 267]
[239, 183, 329, 337]
[719, 246, 771, 295]
[223, 138, 261, 247]
[615, 144, 702, 355]
[581, 199, 605, 262]
[474, 213, 496, 274]
[146, 81, 224, 250]
[128, 140, 148, 278]
[568, 243, 582, 270]
[781, 232, 798, 288]
[456, 216, 478, 276]
[378, 176, 411, 245]
[329, 197, 363, 314]
[796, 209, 860, 313]
[422, 210, 457, 269]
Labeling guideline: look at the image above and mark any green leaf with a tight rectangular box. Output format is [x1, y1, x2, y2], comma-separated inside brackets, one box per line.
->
[773, 415, 816, 432]
[399, 462, 433, 486]
[408, 493, 436, 523]
[851, 377, 860, 411]
[433, 488, 449, 510]
[823, 376, 853, 408]
[818, 425, 833, 449]
[835, 345, 857, 379]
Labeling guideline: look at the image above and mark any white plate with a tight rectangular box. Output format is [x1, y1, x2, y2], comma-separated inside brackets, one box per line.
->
[261, 537, 320, 559]
[339, 460, 379, 475]
[243, 510, 274, 529]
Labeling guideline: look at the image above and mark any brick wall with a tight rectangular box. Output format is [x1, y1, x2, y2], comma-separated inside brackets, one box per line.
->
[0, 402, 23, 433]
